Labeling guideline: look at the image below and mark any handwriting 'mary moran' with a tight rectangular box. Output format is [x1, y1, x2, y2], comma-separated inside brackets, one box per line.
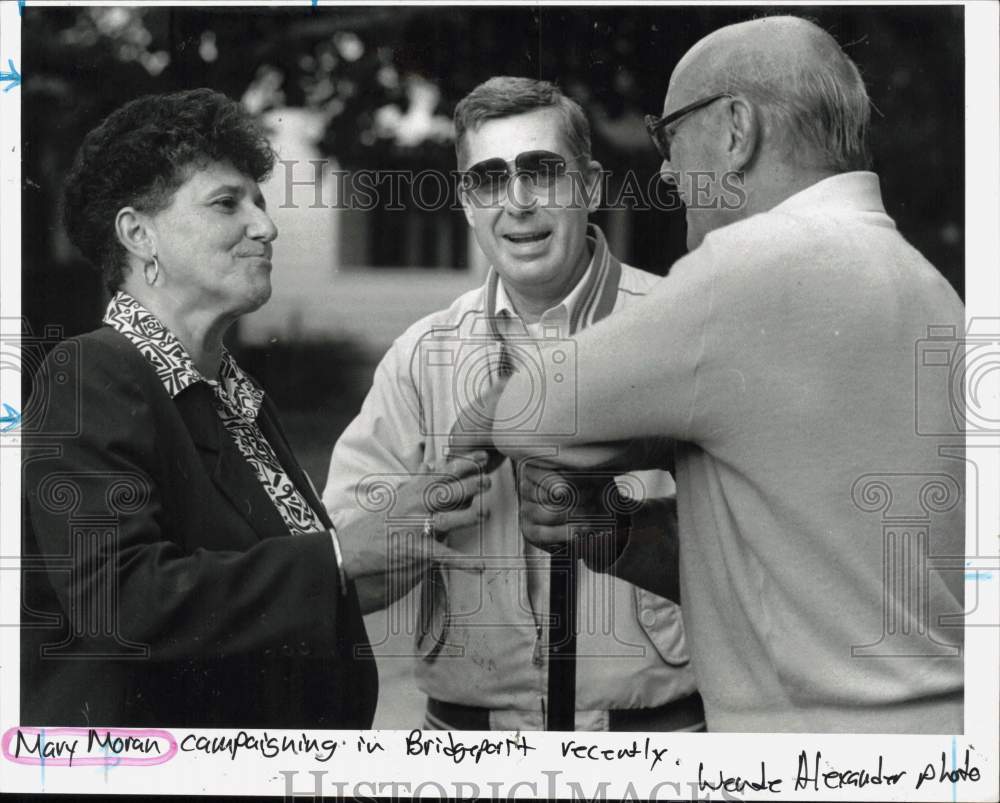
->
[14, 730, 79, 766]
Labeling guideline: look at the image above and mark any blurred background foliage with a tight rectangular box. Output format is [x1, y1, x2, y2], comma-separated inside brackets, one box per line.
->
[21, 5, 965, 483]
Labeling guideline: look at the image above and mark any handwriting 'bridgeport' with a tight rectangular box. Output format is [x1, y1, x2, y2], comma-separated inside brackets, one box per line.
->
[404, 730, 535, 764]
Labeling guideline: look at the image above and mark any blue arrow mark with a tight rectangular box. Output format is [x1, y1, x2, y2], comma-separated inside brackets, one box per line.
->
[0, 402, 21, 431]
[1, 59, 21, 93]
[19, 0, 25, 16]
[951, 736, 957, 803]
[311, 0, 318, 6]
[39, 729, 46, 789]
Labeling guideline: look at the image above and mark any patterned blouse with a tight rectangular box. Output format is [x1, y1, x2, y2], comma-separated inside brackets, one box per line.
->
[103, 291, 326, 537]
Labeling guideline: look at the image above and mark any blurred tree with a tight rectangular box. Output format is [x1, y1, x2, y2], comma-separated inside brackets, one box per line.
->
[22, 4, 964, 342]
[22, 7, 168, 335]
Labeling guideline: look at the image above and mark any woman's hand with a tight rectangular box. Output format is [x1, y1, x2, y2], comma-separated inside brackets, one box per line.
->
[338, 452, 492, 587]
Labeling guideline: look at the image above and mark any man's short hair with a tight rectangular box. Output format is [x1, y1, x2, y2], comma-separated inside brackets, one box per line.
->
[453, 76, 592, 166]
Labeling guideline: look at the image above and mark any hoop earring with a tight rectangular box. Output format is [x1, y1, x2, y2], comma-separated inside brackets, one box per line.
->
[144, 255, 160, 286]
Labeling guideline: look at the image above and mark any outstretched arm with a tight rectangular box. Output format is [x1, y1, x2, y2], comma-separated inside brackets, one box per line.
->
[495, 261, 712, 458]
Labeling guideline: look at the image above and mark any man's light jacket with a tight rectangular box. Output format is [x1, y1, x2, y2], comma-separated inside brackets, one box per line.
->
[324, 224, 698, 730]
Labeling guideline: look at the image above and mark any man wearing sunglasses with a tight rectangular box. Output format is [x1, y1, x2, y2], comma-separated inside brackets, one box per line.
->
[323, 76, 702, 732]
[486, 17, 965, 733]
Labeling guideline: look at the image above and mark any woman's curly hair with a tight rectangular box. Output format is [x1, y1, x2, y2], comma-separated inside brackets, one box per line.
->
[62, 88, 276, 292]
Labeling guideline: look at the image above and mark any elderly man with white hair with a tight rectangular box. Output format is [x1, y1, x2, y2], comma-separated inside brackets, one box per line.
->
[467, 16, 965, 733]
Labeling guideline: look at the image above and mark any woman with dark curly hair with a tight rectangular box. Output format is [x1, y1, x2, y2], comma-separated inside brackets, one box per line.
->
[22, 89, 488, 728]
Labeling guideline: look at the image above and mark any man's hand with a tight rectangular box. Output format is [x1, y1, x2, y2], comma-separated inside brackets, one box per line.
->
[516, 461, 634, 568]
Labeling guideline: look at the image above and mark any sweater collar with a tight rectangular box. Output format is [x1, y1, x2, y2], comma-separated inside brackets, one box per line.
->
[770, 171, 891, 223]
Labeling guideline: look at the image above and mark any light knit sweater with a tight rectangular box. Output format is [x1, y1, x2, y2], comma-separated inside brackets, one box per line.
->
[496, 172, 965, 732]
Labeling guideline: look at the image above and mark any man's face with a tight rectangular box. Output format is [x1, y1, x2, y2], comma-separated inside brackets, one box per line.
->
[657, 80, 736, 251]
[459, 108, 598, 299]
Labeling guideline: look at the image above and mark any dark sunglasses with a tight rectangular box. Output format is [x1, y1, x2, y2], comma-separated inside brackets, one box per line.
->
[460, 150, 583, 202]
[644, 92, 733, 161]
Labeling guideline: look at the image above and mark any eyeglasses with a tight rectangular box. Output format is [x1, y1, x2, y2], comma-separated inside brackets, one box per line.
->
[644, 92, 733, 162]
[460, 150, 584, 204]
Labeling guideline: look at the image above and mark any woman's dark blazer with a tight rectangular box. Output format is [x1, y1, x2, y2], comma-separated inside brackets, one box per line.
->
[21, 326, 377, 728]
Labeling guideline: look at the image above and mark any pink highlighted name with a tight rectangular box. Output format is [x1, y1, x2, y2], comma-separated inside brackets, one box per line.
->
[2, 727, 177, 767]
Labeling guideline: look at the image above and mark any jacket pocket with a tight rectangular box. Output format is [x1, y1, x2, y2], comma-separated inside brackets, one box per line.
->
[634, 587, 690, 666]
[416, 563, 450, 662]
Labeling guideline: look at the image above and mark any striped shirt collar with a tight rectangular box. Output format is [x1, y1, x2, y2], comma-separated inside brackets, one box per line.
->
[103, 291, 262, 421]
[493, 238, 596, 331]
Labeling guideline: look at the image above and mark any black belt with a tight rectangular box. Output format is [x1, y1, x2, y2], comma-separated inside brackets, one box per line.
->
[426, 692, 705, 732]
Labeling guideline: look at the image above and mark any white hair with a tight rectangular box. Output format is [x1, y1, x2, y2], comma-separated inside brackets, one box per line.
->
[711, 18, 873, 171]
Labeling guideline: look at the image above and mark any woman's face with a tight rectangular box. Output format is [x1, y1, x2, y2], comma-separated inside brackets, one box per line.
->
[147, 160, 278, 319]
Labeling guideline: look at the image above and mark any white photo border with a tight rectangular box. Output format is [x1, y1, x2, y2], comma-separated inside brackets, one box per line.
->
[1, 1, 997, 800]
